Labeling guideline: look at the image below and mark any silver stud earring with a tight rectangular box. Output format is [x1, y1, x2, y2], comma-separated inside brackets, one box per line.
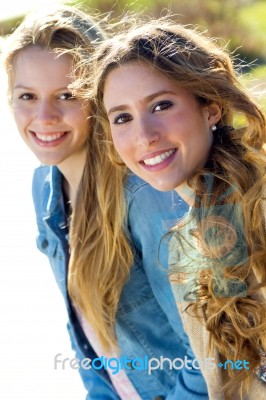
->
[211, 125, 217, 132]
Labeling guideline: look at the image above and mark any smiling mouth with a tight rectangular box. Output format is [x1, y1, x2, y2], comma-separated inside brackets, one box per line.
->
[142, 149, 176, 166]
[33, 132, 67, 142]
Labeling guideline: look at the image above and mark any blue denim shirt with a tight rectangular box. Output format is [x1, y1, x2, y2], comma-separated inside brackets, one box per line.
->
[32, 165, 208, 400]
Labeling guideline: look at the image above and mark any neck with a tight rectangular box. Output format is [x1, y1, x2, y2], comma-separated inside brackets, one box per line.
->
[175, 182, 195, 207]
[58, 150, 87, 206]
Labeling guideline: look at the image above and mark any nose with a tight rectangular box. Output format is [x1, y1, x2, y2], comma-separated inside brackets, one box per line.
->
[36, 100, 60, 125]
[135, 115, 160, 147]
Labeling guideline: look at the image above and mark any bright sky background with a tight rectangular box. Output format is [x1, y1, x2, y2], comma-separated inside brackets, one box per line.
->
[0, 0, 67, 20]
[0, 1, 87, 399]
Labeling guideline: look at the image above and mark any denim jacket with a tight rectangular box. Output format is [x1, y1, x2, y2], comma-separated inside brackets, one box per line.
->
[32, 165, 208, 400]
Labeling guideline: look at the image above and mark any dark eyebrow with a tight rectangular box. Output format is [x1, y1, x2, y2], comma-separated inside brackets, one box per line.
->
[106, 90, 176, 116]
[145, 90, 176, 102]
[13, 85, 70, 91]
[13, 85, 33, 90]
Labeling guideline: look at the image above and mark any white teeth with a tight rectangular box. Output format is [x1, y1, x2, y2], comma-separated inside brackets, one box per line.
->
[143, 149, 175, 166]
[35, 132, 65, 142]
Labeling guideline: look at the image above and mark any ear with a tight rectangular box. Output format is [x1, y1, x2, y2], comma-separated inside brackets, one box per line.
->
[206, 102, 221, 128]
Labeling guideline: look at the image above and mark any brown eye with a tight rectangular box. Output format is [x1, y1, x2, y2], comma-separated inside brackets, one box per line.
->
[113, 113, 132, 124]
[153, 101, 173, 112]
[19, 93, 34, 100]
[59, 92, 75, 100]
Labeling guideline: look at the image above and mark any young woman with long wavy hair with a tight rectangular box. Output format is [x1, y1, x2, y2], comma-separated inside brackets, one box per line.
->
[87, 16, 266, 399]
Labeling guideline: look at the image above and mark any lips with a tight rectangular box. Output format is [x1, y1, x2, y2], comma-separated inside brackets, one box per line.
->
[141, 149, 176, 166]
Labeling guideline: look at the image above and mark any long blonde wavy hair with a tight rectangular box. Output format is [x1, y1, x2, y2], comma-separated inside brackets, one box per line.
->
[82, 17, 266, 397]
[3, 6, 133, 352]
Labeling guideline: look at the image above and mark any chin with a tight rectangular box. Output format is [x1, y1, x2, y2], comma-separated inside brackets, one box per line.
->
[149, 180, 177, 193]
[37, 157, 62, 166]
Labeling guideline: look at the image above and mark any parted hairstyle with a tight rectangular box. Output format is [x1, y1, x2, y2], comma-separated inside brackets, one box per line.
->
[2, 5, 133, 352]
[81, 16, 266, 398]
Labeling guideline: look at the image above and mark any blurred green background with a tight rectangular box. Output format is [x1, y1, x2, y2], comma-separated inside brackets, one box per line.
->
[1, 0, 266, 110]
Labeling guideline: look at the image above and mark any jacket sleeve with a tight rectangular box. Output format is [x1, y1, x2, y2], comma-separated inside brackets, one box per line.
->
[125, 177, 209, 399]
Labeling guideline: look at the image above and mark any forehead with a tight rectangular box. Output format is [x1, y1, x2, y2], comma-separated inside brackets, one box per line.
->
[106, 61, 168, 84]
[11, 46, 74, 88]
[103, 60, 194, 107]
[13, 46, 73, 70]
[103, 61, 176, 97]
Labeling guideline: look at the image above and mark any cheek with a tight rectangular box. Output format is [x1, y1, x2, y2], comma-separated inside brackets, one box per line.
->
[13, 101, 31, 116]
[112, 136, 124, 156]
[71, 108, 90, 130]
[111, 133, 130, 158]
[83, 115, 91, 133]
[13, 108, 27, 131]
[110, 129, 121, 148]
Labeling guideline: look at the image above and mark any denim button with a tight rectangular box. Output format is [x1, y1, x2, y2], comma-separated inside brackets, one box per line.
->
[41, 239, 49, 249]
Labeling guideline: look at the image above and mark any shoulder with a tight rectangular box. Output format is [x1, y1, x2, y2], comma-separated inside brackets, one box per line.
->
[123, 173, 159, 211]
[124, 173, 189, 222]
[32, 165, 62, 211]
[32, 164, 51, 204]
[32, 165, 62, 190]
[32, 165, 52, 217]
[123, 173, 149, 198]
[124, 173, 171, 215]
[32, 164, 52, 188]
[124, 172, 175, 206]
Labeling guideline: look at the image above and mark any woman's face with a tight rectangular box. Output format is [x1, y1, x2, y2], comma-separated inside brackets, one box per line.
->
[103, 61, 221, 193]
[11, 46, 91, 169]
